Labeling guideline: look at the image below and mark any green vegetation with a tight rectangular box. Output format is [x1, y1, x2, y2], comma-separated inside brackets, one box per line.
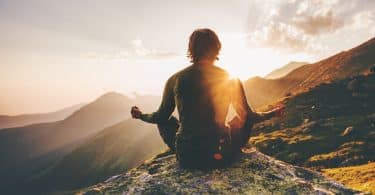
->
[323, 162, 375, 194]
[250, 73, 375, 193]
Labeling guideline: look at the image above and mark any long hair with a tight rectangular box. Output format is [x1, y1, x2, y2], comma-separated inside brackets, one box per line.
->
[187, 28, 221, 63]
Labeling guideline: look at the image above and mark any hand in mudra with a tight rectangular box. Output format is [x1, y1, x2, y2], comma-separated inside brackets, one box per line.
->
[273, 104, 286, 117]
[131, 106, 142, 119]
[228, 116, 244, 129]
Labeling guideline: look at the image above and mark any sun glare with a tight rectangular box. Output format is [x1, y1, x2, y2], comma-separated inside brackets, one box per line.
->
[217, 33, 314, 80]
[217, 33, 282, 80]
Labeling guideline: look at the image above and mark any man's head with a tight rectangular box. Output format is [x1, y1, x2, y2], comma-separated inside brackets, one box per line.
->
[187, 28, 221, 64]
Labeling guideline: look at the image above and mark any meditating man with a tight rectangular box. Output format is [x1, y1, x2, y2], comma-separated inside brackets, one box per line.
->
[131, 28, 283, 169]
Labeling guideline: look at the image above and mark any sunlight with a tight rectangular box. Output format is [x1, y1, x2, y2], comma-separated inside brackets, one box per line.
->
[217, 33, 281, 80]
[217, 33, 314, 80]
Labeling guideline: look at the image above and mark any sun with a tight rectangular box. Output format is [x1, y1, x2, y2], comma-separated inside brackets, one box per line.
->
[217, 33, 264, 80]
[215, 32, 314, 80]
[218, 47, 257, 80]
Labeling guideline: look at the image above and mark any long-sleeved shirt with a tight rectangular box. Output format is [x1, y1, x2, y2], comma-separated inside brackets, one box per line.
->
[140, 64, 275, 137]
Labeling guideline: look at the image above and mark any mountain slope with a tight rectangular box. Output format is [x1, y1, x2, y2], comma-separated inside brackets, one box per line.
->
[28, 119, 166, 194]
[249, 72, 375, 193]
[250, 73, 375, 169]
[245, 37, 375, 109]
[79, 148, 358, 194]
[0, 92, 160, 193]
[0, 92, 133, 164]
[0, 103, 84, 129]
[265, 61, 308, 79]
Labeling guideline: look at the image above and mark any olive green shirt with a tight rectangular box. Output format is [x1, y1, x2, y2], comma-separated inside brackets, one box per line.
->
[140, 64, 274, 137]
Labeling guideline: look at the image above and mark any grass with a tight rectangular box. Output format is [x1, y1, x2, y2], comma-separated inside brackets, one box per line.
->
[249, 73, 375, 193]
[322, 162, 375, 194]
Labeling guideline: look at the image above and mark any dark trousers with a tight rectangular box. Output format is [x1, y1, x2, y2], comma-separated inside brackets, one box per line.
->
[156, 116, 179, 152]
[157, 116, 253, 168]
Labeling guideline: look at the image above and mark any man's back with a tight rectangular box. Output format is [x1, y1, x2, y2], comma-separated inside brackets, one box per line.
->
[174, 64, 232, 136]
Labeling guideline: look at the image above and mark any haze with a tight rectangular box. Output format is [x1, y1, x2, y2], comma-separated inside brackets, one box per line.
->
[1, 0, 374, 115]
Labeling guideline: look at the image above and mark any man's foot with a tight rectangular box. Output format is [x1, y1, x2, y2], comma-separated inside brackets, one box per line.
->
[155, 148, 175, 158]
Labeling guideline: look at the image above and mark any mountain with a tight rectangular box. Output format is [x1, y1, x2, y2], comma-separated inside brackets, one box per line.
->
[27, 119, 166, 194]
[265, 61, 308, 79]
[0, 103, 84, 129]
[79, 148, 358, 194]
[0, 92, 160, 193]
[249, 72, 375, 194]
[0, 92, 133, 164]
[245, 37, 375, 109]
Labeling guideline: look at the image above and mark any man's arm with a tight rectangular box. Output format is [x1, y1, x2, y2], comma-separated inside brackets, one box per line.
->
[139, 76, 176, 124]
[248, 108, 276, 123]
[231, 78, 249, 126]
[231, 79, 279, 126]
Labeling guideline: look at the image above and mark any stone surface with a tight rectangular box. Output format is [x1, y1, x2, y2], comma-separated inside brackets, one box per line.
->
[78, 147, 359, 195]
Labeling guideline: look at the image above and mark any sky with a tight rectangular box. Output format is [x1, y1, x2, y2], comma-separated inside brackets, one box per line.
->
[0, 0, 374, 115]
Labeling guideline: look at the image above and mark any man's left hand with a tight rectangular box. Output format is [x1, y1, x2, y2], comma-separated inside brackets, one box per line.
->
[131, 106, 142, 119]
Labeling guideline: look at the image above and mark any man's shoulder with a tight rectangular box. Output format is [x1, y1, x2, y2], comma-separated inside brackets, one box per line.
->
[171, 64, 230, 80]
[212, 65, 230, 76]
[172, 65, 195, 77]
[167, 65, 194, 83]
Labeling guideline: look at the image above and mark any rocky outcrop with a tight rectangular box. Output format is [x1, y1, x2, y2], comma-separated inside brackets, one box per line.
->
[79, 147, 358, 194]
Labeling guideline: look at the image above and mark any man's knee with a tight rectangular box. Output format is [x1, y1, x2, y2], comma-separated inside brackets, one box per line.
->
[157, 116, 179, 151]
[158, 116, 179, 132]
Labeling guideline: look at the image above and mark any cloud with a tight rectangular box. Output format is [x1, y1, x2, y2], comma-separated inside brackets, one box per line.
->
[351, 10, 375, 33]
[293, 10, 343, 35]
[248, 22, 322, 53]
[82, 39, 180, 62]
[131, 39, 179, 59]
[246, 0, 375, 54]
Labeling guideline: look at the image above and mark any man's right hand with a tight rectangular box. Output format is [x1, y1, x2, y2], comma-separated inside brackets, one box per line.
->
[228, 116, 244, 129]
[131, 106, 142, 119]
[273, 104, 286, 117]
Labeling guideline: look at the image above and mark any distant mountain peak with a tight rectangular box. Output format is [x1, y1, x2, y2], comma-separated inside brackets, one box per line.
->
[96, 92, 129, 101]
[0, 103, 84, 129]
[265, 61, 309, 79]
[64, 92, 132, 122]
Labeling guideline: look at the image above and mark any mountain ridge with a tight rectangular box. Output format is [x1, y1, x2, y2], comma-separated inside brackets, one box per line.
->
[245, 36, 375, 109]
[0, 103, 84, 129]
[265, 61, 308, 79]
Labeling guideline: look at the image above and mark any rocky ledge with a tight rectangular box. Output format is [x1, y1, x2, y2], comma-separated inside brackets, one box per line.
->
[78, 147, 359, 194]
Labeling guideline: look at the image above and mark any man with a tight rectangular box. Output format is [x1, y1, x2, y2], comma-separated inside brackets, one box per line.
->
[131, 28, 284, 169]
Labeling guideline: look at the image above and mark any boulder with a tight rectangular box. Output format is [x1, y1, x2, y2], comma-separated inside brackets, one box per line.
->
[79, 148, 358, 194]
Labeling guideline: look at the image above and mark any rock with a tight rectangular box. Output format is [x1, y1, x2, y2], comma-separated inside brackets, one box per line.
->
[79, 148, 359, 194]
[342, 126, 354, 136]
